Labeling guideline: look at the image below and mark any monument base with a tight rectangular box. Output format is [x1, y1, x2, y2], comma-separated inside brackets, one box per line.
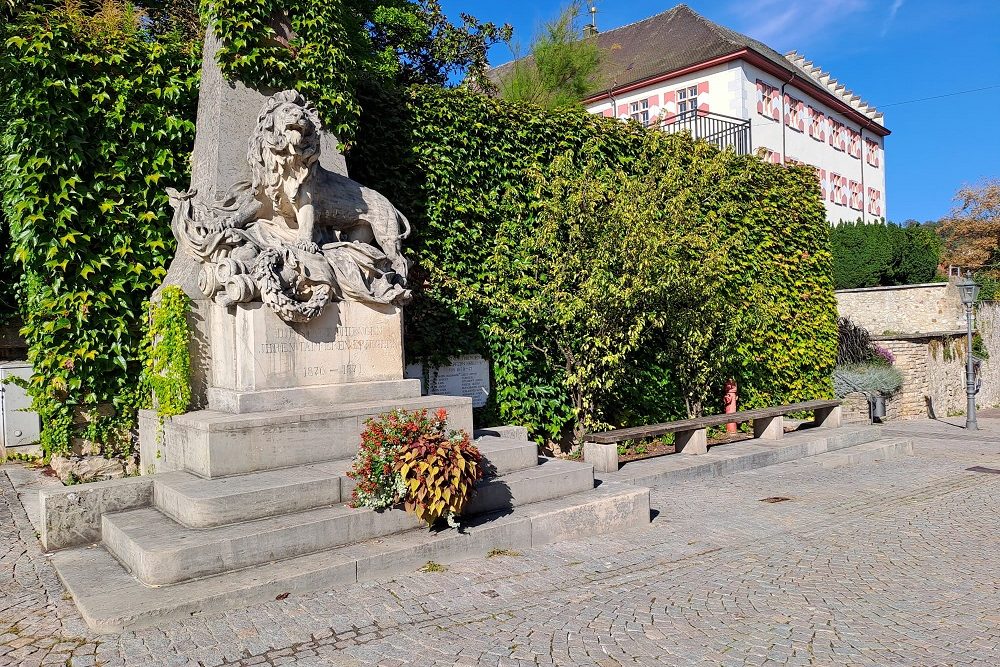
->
[207, 378, 420, 414]
[138, 393, 474, 478]
[206, 300, 405, 411]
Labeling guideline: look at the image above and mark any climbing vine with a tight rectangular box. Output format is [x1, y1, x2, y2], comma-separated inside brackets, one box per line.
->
[0, 2, 201, 456]
[143, 286, 193, 418]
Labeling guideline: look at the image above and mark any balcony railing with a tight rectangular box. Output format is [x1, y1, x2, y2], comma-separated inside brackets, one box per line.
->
[656, 110, 752, 155]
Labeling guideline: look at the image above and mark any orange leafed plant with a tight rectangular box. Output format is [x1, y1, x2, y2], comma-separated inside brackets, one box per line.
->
[349, 408, 484, 527]
[394, 409, 484, 526]
[938, 179, 1000, 269]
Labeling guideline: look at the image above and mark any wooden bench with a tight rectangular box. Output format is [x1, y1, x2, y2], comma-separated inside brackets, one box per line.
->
[583, 399, 842, 472]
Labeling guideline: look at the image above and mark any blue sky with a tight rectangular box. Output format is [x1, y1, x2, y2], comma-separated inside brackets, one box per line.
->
[442, 0, 1000, 223]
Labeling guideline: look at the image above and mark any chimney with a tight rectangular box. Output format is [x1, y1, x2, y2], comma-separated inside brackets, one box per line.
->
[583, 4, 598, 37]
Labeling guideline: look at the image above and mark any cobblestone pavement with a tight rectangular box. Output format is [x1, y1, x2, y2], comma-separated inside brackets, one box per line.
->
[3, 418, 1000, 666]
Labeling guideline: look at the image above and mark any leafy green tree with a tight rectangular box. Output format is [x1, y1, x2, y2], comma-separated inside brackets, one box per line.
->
[362, 0, 512, 88]
[488, 142, 729, 440]
[497, 2, 601, 108]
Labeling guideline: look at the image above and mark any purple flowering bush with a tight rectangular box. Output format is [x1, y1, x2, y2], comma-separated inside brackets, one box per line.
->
[873, 344, 895, 366]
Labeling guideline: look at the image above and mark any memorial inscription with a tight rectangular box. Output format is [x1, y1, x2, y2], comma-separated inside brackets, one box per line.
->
[211, 300, 405, 393]
[405, 355, 490, 408]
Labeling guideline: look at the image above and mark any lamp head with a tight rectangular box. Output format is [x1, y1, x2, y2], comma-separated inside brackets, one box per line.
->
[958, 273, 980, 306]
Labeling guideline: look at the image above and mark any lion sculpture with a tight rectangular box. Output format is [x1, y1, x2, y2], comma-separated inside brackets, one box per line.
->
[167, 90, 412, 322]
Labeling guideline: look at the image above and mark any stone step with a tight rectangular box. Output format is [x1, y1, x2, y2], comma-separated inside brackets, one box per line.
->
[53, 482, 650, 634]
[596, 424, 881, 487]
[465, 457, 593, 515]
[819, 438, 913, 468]
[140, 394, 474, 479]
[153, 437, 540, 528]
[105, 458, 594, 585]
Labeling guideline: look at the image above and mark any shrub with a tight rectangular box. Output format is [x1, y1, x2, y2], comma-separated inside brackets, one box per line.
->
[837, 317, 876, 365]
[833, 363, 903, 398]
[347, 408, 483, 527]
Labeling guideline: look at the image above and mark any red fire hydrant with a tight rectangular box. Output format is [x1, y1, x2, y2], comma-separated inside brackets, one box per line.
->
[723, 379, 738, 433]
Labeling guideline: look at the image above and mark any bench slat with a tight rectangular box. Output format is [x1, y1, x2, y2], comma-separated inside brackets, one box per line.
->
[586, 399, 840, 444]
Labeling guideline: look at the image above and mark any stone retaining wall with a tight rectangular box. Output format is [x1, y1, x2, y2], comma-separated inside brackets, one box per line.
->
[974, 302, 1000, 409]
[836, 283, 962, 334]
[876, 334, 966, 420]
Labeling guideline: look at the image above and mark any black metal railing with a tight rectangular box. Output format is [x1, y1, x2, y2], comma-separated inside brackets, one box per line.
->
[656, 110, 752, 155]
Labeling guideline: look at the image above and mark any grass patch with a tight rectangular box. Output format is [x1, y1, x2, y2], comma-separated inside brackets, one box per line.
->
[419, 561, 447, 573]
[486, 549, 522, 559]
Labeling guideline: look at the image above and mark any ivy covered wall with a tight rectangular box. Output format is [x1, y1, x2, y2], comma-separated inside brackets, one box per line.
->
[350, 86, 837, 444]
[0, 3, 201, 454]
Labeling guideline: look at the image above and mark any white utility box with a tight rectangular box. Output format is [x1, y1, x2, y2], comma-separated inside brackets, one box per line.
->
[0, 361, 40, 455]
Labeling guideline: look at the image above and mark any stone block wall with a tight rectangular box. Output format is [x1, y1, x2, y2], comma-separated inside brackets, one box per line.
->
[877, 335, 966, 420]
[973, 302, 1000, 409]
[836, 282, 963, 335]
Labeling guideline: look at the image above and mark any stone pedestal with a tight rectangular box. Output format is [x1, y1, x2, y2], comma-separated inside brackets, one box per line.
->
[204, 301, 417, 413]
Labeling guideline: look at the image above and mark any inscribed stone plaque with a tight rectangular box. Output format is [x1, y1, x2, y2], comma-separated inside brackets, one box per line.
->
[211, 301, 404, 392]
[405, 355, 490, 408]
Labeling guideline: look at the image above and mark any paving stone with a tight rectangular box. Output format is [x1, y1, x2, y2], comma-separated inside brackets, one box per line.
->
[4, 419, 1000, 665]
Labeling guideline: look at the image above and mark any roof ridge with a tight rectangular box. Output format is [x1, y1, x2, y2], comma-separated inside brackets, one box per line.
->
[684, 5, 746, 51]
[588, 4, 686, 41]
[784, 50, 884, 122]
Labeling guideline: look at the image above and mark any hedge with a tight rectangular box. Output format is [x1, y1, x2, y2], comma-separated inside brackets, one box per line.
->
[350, 85, 837, 444]
[831, 220, 942, 289]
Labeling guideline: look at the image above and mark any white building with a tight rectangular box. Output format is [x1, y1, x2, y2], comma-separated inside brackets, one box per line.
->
[496, 4, 890, 223]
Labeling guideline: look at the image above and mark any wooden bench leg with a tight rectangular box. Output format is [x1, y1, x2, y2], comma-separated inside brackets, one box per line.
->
[814, 405, 842, 428]
[676, 428, 707, 455]
[753, 415, 783, 440]
[583, 441, 619, 472]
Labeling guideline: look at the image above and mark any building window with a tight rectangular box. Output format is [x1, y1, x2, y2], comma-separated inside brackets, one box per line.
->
[829, 119, 846, 151]
[629, 99, 650, 126]
[756, 80, 779, 120]
[865, 139, 881, 167]
[676, 85, 698, 116]
[847, 130, 861, 159]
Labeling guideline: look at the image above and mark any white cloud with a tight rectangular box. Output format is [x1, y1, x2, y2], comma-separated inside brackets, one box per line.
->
[729, 0, 868, 48]
[882, 0, 905, 36]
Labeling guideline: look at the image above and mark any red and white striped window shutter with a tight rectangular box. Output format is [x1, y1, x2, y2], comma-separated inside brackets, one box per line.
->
[808, 107, 826, 141]
[847, 130, 862, 159]
[756, 80, 780, 121]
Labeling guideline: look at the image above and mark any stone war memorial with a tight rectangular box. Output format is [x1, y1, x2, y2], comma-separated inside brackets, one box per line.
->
[36, 32, 651, 633]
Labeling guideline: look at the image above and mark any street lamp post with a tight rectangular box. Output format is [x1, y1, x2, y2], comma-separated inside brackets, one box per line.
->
[957, 273, 980, 431]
